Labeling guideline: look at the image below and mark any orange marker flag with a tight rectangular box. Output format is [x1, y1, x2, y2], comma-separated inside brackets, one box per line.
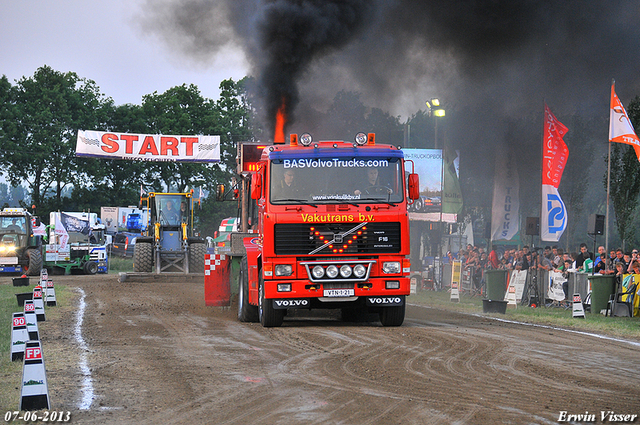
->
[609, 81, 640, 161]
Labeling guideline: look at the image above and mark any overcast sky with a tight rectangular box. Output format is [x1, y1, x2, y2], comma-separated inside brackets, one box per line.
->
[1, 0, 249, 105]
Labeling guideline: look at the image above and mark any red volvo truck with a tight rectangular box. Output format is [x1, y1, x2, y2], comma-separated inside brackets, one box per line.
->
[228, 132, 419, 327]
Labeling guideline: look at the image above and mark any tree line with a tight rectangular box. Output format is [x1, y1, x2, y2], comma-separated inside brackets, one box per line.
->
[1, 65, 639, 247]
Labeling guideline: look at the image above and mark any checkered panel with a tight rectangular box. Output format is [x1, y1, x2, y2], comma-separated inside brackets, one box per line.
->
[205, 254, 227, 275]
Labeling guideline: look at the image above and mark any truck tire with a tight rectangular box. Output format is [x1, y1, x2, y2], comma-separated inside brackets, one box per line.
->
[83, 261, 98, 275]
[379, 297, 406, 327]
[133, 242, 153, 273]
[188, 243, 206, 274]
[24, 249, 43, 276]
[237, 256, 258, 322]
[259, 270, 283, 327]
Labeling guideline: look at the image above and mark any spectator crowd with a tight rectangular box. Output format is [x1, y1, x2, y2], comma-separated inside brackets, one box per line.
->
[446, 243, 640, 299]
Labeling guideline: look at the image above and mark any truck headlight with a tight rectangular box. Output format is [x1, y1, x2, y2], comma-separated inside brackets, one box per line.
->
[312, 265, 325, 279]
[275, 264, 293, 277]
[339, 265, 352, 278]
[326, 265, 339, 278]
[353, 264, 367, 278]
[382, 262, 401, 274]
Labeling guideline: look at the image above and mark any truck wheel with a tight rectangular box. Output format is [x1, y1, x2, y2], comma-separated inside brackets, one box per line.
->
[133, 242, 153, 273]
[188, 243, 206, 274]
[24, 249, 43, 276]
[379, 298, 406, 327]
[83, 261, 98, 275]
[259, 270, 283, 327]
[237, 256, 258, 322]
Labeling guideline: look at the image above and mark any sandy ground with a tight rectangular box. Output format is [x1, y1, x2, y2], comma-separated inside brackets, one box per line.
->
[30, 274, 640, 424]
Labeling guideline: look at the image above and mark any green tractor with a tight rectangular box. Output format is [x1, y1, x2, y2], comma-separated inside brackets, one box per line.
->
[133, 192, 206, 274]
[0, 208, 44, 276]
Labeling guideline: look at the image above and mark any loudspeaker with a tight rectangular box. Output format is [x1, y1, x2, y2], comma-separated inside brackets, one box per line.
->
[588, 214, 605, 235]
[525, 217, 539, 236]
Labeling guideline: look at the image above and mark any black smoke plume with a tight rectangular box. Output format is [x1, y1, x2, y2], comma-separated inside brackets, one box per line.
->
[252, 0, 372, 133]
[142, 0, 640, 127]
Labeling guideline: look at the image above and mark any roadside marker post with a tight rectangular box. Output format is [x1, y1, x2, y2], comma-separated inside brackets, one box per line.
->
[450, 281, 460, 302]
[45, 280, 57, 307]
[11, 312, 29, 361]
[32, 286, 46, 322]
[40, 268, 48, 283]
[19, 340, 51, 411]
[23, 300, 39, 341]
[506, 284, 518, 309]
[450, 260, 461, 302]
[572, 293, 586, 318]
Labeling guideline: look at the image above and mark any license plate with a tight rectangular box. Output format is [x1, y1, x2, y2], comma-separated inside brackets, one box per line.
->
[323, 289, 355, 297]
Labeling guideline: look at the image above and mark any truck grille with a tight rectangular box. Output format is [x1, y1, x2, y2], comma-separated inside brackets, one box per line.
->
[274, 222, 400, 255]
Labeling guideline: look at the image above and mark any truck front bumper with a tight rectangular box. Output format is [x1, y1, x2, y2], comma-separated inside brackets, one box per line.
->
[263, 276, 410, 306]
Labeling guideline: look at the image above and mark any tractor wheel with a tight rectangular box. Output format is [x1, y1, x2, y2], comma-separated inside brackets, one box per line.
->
[188, 243, 206, 274]
[259, 269, 284, 327]
[24, 249, 43, 276]
[379, 297, 406, 327]
[83, 261, 98, 275]
[133, 242, 153, 273]
[237, 256, 258, 322]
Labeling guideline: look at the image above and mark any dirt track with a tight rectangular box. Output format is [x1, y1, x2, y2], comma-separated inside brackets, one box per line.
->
[37, 274, 640, 424]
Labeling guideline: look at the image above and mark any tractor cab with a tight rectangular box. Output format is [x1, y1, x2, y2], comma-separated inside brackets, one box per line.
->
[133, 192, 205, 274]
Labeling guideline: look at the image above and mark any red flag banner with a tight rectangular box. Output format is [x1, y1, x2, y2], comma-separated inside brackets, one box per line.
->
[542, 105, 569, 188]
[541, 105, 569, 242]
[609, 82, 640, 161]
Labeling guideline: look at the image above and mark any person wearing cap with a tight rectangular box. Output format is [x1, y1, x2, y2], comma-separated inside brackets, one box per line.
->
[594, 252, 608, 274]
[575, 243, 594, 272]
[446, 251, 454, 264]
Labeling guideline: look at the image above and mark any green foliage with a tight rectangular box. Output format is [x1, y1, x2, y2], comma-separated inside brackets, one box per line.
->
[604, 96, 640, 250]
[606, 145, 640, 250]
[0, 66, 112, 206]
[0, 70, 255, 233]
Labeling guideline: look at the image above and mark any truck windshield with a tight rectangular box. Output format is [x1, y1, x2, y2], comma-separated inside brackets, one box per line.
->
[154, 195, 189, 226]
[270, 157, 404, 205]
[0, 217, 27, 234]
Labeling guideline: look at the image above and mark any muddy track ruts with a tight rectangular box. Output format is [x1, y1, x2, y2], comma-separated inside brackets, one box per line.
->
[35, 274, 640, 424]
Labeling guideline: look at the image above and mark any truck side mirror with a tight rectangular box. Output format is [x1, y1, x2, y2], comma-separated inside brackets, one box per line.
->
[34, 217, 41, 227]
[408, 173, 420, 200]
[216, 184, 226, 201]
[251, 173, 263, 200]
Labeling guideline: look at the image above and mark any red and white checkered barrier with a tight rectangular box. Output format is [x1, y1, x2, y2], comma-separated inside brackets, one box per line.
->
[204, 254, 231, 306]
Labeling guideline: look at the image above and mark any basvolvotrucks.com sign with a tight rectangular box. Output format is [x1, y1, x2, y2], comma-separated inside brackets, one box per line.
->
[76, 130, 220, 162]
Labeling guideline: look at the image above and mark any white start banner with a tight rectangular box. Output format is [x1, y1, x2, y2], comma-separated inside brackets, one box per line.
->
[76, 130, 220, 163]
